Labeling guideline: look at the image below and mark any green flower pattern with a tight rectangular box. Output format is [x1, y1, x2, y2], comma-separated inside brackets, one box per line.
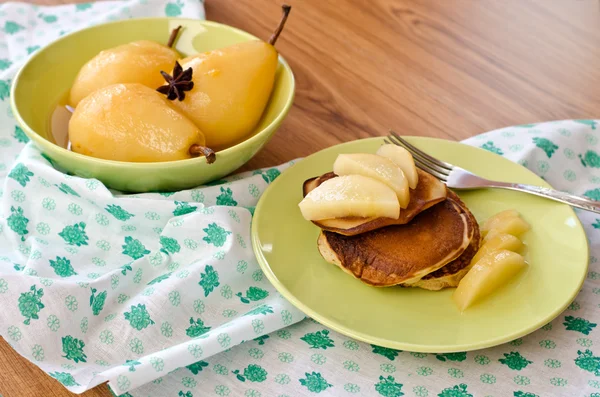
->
[481, 141, 504, 155]
[436, 352, 467, 362]
[301, 330, 335, 349]
[160, 236, 180, 255]
[532, 137, 559, 158]
[89, 288, 107, 316]
[198, 265, 220, 297]
[123, 304, 155, 331]
[244, 304, 274, 317]
[58, 222, 88, 246]
[18, 284, 44, 325]
[499, 351, 533, 370]
[216, 187, 238, 206]
[186, 317, 211, 338]
[147, 272, 171, 285]
[0, 6, 596, 396]
[575, 349, 600, 376]
[579, 150, 600, 168]
[564, 315, 597, 335]
[61, 335, 86, 363]
[11, 125, 28, 143]
[0, 59, 11, 71]
[255, 168, 281, 184]
[173, 201, 197, 216]
[49, 256, 77, 277]
[299, 372, 332, 393]
[236, 286, 269, 304]
[575, 120, 598, 130]
[7, 206, 28, 241]
[233, 364, 268, 382]
[165, 0, 184, 17]
[8, 163, 33, 187]
[202, 223, 231, 247]
[438, 384, 473, 397]
[4, 21, 24, 35]
[514, 392, 538, 397]
[105, 204, 134, 221]
[372, 345, 401, 361]
[50, 371, 80, 387]
[56, 182, 79, 197]
[124, 359, 141, 372]
[375, 375, 404, 397]
[122, 236, 150, 260]
[187, 360, 209, 375]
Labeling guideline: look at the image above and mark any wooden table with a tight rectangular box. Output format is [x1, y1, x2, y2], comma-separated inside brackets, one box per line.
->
[0, 0, 599, 396]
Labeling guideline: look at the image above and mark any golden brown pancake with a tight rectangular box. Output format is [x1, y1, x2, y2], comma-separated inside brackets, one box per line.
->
[303, 169, 446, 236]
[407, 191, 480, 290]
[317, 195, 473, 287]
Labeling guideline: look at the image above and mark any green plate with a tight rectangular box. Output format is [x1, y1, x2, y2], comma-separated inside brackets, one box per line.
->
[252, 137, 589, 352]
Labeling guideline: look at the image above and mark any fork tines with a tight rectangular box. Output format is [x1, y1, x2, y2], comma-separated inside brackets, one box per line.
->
[387, 131, 453, 182]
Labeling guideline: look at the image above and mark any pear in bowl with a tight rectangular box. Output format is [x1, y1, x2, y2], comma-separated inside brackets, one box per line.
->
[11, 7, 295, 192]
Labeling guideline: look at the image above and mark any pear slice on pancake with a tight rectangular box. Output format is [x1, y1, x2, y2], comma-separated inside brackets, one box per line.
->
[317, 193, 475, 287]
[304, 169, 447, 236]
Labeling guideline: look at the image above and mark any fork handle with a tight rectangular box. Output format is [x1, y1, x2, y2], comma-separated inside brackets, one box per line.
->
[484, 182, 600, 214]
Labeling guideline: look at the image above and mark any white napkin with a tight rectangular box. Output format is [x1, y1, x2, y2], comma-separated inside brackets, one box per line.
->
[0, 1, 303, 394]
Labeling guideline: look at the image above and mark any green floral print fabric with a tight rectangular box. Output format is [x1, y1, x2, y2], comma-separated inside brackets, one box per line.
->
[0, 2, 599, 397]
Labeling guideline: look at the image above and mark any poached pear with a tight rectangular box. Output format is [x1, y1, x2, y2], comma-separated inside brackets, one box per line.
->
[69, 27, 182, 107]
[69, 83, 214, 163]
[163, 5, 291, 149]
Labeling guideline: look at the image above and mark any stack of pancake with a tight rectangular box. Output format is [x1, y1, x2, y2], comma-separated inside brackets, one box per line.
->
[303, 169, 481, 290]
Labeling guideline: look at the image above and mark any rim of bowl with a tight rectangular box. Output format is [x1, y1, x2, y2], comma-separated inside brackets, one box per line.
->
[10, 17, 295, 169]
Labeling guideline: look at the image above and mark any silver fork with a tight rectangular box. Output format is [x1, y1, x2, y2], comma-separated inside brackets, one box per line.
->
[387, 131, 600, 214]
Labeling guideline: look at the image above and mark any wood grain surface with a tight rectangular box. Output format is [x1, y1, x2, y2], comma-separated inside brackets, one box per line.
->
[1, 0, 600, 396]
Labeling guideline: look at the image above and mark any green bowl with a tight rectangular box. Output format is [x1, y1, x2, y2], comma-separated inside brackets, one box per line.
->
[10, 18, 295, 192]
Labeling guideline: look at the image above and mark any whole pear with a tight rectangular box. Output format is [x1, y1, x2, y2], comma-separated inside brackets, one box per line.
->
[166, 5, 291, 149]
[69, 33, 181, 107]
[69, 83, 213, 162]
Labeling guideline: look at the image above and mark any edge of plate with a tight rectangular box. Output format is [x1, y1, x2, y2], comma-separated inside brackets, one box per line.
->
[251, 136, 590, 352]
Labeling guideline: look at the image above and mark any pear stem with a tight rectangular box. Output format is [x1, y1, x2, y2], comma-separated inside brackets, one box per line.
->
[167, 26, 183, 48]
[268, 4, 292, 46]
[190, 144, 216, 164]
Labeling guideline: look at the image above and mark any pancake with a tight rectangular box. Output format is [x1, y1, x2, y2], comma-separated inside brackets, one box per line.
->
[303, 169, 447, 236]
[317, 195, 473, 287]
[407, 191, 481, 290]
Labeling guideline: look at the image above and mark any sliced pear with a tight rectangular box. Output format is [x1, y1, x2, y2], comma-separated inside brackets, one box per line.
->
[299, 175, 400, 221]
[376, 144, 419, 189]
[483, 216, 531, 242]
[333, 153, 410, 208]
[453, 250, 526, 311]
[481, 209, 519, 237]
[471, 233, 523, 265]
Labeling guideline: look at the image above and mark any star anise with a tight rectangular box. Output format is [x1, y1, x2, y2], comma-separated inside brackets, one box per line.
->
[157, 61, 194, 101]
